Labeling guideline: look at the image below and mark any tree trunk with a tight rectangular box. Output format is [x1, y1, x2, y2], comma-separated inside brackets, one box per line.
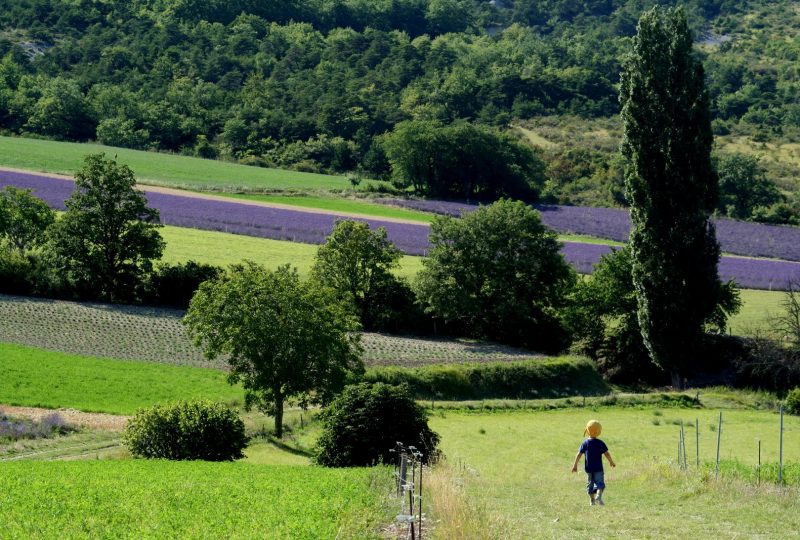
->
[273, 393, 284, 438]
[670, 371, 684, 390]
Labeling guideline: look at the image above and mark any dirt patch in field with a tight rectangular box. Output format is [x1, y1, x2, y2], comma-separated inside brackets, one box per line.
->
[0, 405, 129, 431]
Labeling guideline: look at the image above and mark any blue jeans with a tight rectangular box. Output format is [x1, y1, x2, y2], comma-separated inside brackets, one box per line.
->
[586, 470, 605, 494]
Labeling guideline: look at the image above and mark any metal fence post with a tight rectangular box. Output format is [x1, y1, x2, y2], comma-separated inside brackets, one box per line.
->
[715, 412, 722, 480]
[779, 405, 784, 485]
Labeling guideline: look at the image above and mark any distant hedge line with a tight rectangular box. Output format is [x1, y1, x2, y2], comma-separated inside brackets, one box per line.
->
[364, 357, 609, 400]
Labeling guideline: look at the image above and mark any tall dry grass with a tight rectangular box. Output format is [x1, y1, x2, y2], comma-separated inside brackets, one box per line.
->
[425, 460, 509, 540]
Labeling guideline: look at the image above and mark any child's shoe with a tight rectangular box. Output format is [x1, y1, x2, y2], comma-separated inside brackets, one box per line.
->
[595, 496, 605, 506]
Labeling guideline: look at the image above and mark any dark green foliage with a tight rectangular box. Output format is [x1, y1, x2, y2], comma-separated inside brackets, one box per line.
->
[0, 186, 55, 252]
[415, 199, 575, 352]
[144, 261, 222, 308]
[47, 154, 164, 302]
[364, 358, 609, 400]
[123, 400, 247, 461]
[786, 388, 800, 415]
[311, 220, 402, 328]
[716, 154, 782, 220]
[733, 338, 800, 393]
[383, 120, 545, 200]
[183, 263, 363, 438]
[620, 7, 724, 388]
[3, 0, 800, 211]
[315, 383, 440, 467]
[567, 247, 740, 385]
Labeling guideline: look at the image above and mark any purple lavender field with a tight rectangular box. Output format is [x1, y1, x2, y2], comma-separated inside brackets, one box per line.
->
[378, 198, 800, 263]
[0, 171, 430, 256]
[4, 170, 800, 290]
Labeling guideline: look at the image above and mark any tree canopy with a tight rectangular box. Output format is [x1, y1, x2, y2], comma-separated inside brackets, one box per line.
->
[0, 186, 54, 252]
[47, 153, 164, 301]
[183, 262, 363, 438]
[311, 220, 402, 326]
[383, 120, 546, 201]
[620, 6, 725, 387]
[415, 199, 574, 352]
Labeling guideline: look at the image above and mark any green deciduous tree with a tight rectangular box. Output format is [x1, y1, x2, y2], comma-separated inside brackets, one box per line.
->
[415, 199, 575, 352]
[715, 153, 781, 220]
[383, 120, 546, 201]
[48, 153, 164, 301]
[311, 220, 402, 325]
[0, 186, 55, 252]
[315, 382, 440, 467]
[566, 247, 740, 384]
[183, 263, 363, 438]
[620, 7, 725, 388]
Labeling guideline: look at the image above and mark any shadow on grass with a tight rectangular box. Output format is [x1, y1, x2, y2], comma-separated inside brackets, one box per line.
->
[266, 436, 315, 458]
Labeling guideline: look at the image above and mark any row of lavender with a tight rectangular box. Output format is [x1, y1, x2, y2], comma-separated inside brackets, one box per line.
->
[3, 171, 799, 290]
[379, 198, 800, 263]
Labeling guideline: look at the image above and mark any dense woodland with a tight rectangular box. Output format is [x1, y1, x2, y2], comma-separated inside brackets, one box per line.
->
[0, 0, 799, 208]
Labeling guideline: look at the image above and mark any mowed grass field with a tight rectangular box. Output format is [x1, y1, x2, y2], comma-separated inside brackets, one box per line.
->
[429, 405, 800, 538]
[0, 343, 241, 414]
[0, 461, 393, 539]
[160, 225, 424, 279]
[0, 135, 348, 191]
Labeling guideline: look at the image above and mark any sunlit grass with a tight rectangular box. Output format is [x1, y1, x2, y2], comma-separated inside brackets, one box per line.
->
[160, 225, 424, 279]
[429, 406, 800, 539]
[0, 135, 348, 191]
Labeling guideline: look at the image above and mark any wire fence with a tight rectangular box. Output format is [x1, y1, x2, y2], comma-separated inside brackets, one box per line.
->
[675, 406, 797, 486]
[391, 442, 426, 539]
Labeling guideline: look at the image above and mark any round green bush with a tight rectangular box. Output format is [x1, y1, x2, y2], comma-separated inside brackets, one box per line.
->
[315, 383, 440, 467]
[786, 388, 800, 415]
[124, 400, 247, 461]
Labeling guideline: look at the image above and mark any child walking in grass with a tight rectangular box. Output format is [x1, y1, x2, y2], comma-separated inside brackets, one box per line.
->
[571, 419, 616, 506]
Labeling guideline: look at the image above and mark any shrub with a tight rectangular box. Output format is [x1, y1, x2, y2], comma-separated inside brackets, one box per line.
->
[315, 383, 440, 467]
[786, 388, 800, 415]
[733, 337, 800, 392]
[124, 400, 247, 461]
[365, 357, 609, 400]
[143, 261, 222, 308]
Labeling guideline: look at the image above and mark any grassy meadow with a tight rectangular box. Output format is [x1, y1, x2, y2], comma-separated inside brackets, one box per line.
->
[160, 225, 424, 278]
[0, 461, 393, 539]
[0, 343, 241, 414]
[429, 404, 800, 538]
[0, 135, 348, 192]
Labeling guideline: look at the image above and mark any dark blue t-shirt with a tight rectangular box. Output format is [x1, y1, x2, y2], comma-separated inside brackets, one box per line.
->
[579, 438, 608, 473]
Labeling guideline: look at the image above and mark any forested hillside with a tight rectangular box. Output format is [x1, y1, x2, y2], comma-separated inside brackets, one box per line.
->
[0, 0, 798, 208]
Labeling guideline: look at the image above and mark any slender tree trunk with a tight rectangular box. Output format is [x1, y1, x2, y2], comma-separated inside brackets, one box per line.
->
[273, 392, 284, 438]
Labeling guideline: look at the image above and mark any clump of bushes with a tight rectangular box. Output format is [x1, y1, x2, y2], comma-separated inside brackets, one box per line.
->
[365, 357, 609, 400]
[786, 388, 800, 415]
[124, 400, 247, 461]
[315, 383, 440, 467]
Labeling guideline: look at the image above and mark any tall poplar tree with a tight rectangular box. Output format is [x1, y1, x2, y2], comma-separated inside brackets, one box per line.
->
[620, 7, 722, 388]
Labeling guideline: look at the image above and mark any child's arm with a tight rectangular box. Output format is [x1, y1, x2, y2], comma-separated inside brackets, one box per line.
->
[570, 452, 583, 473]
[604, 451, 616, 468]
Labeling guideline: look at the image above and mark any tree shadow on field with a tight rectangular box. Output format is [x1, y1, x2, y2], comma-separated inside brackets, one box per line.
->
[267, 436, 315, 458]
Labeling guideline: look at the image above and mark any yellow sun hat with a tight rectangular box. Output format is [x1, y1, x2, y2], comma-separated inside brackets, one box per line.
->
[584, 420, 602, 438]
